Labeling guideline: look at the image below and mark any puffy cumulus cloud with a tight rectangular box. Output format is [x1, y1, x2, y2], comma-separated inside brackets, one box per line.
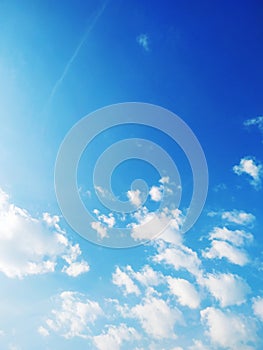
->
[130, 206, 183, 244]
[37, 326, 49, 337]
[167, 277, 201, 309]
[91, 210, 116, 239]
[221, 210, 255, 226]
[42, 291, 103, 339]
[127, 189, 143, 207]
[62, 261, 90, 277]
[124, 293, 182, 339]
[188, 340, 209, 350]
[201, 307, 257, 350]
[93, 323, 141, 350]
[129, 265, 164, 287]
[112, 266, 140, 296]
[252, 297, 263, 322]
[153, 242, 202, 277]
[149, 185, 163, 202]
[233, 157, 263, 189]
[202, 240, 249, 266]
[0, 188, 89, 278]
[208, 227, 253, 247]
[202, 273, 250, 307]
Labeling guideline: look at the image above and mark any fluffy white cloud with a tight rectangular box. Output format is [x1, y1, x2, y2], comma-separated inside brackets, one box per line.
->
[0, 188, 89, 278]
[91, 221, 108, 239]
[126, 293, 182, 339]
[202, 240, 249, 266]
[43, 291, 103, 339]
[149, 185, 162, 202]
[62, 261, 90, 277]
[167, 277, 201, 309]
[201, 307, 257, 350]
[93, 323, 140, 350]
[203, 273, 250, 307]
[129, 265, 164, 287]
[154, 243, 201, 277]
[112, 266, 140, 296]
[252, 297, 263, 322]
[208, 227, 253, 247]
[38, 326, 49, 337]
[188, 340, 209, 350]
[127, 189, 143, 207]
[233, 157, 262, 188]
[221, 210, 255, 226]
[130, 207, 183, 244]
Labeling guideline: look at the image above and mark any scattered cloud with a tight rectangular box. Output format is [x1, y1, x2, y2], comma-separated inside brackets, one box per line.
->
[202, 239, 249, 266]
[207, 226, 253, 247]
[93, 323, 141, 350]
[252, 297, 263, 322]
[112, 266, 140, 296]
[91, 221, 108, 239]
[136, 34, 150, 51]
[167, 277, 201, 309]
[127, 189, 143, 207]
[43, 291, 103, 339]
[233, 157, 263, 189]
[122, 292, 182, 339]
[221, 210, 255, 226]
[38, 326, 49, 337]
[62, 260, 90, 277]
[244, 116, 263, 137]
[203, 273, 250, 307]
[149, 185, 162, 202]
[0, 188, 89, 278]
[201, 307, 257, 350]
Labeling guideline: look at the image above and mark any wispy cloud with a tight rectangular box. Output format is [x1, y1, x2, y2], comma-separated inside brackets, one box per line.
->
[244, 116, 263, 132]
[137, 33, 150, 52]
[47, 1, 108, 104]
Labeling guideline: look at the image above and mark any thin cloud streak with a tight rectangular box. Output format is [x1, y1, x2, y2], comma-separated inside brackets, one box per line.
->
[47, 1, 108, 105]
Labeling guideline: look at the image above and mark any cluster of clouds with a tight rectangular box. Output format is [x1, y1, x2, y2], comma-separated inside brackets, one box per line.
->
[0, 188, 89, 278]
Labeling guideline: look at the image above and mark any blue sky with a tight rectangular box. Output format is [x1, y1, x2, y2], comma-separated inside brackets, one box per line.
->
[0, 1, 263, 349]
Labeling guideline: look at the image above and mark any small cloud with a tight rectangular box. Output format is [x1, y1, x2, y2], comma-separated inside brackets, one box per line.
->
[149, 185, 162, 202]
[244, 116, 263, 137]
[137, 34, 150, 51]
[221, 210, 255, 226]
[233, 157, 263, 189]
[62, 261, 90, 277]
[252, 297, 263, 322]
[127, 189, 143, 207]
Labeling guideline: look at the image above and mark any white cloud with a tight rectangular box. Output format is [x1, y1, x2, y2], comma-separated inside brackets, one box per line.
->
[221, 210, 255, 226]
[202, 240, 249, 266]
[93, 323, 140, 350]
[252, 297, 263, 322]
[91, 221, 108, 239]
[167, 277, 201, 309]
[0, 188, 88, 278]
[149, 185, 162, 202]
[130, 265, 164, 287]
[137, 33, 150, 51]
[112, 266, 140, 296]
[208, 227, 253, 247]
[233, 157, 263, 188]
[127, 293, 182, 339]
[43, 291, 103, 339]
[244, 116, 263, 132]
[188, 340, 209, 350]
[127, 189, 143, 207]
[154, 243, 201, 277]
[203, 273, 250, 307]
[38, 326, 49, 337]
[62, 261, 90, 277]
[159, 176, 170, 184]
[201, 307, 257, 350]
[130, 207, 183, 244]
